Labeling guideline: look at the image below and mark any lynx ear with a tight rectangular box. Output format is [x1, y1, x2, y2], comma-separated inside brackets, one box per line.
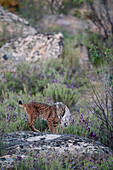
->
[63, 105, 66, 111]
[56, 104, 59, 109]
[19, 100, 24, 107]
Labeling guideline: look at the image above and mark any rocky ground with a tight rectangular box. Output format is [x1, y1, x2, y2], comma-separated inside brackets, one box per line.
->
[0, 131, 112, 169]
[0, 5, 64, 82]
[38, 14, 96, 35]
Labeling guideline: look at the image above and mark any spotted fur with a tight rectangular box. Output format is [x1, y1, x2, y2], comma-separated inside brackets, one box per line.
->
[19, 101, 65, 133]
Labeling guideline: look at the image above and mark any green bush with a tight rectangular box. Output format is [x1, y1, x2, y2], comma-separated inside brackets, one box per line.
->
[0, 24, 12, 48]
[63, 40, 80, 74]
[43, 58, 64, 74]
[19, 0, 47, 25]
[0, 62, 48, 96]
[84, 31, 113, 66]
[44, 83, 80, 108]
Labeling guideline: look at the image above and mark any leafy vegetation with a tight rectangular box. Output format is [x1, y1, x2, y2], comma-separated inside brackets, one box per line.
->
[44, 83, 80, 108]
[14, 153, 113, 170]
[0, 34, 112, 152]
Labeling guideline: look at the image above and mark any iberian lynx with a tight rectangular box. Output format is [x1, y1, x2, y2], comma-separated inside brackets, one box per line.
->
[19, 101, 65, 133]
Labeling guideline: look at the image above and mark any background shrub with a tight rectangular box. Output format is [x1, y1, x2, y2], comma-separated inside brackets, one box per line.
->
[44, 83, 80, 108]
[63, 39, 80, 74]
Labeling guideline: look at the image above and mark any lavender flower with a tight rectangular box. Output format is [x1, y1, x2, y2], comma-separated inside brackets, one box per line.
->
[72, 161, 75, 165]
[47, 160, 50, 165]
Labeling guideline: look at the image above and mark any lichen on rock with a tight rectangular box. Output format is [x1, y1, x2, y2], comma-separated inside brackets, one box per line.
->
[0, 131, 112, 169]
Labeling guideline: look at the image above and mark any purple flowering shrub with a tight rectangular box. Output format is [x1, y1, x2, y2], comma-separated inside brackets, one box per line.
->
[59, 111, 112, 149]
[0, 88, 112, 149]
[0, 91, 54, 134]
[84, 154, 113, 170]
[14, 152, 113, 170]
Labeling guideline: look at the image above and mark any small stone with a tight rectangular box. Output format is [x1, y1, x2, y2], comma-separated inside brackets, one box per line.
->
[3, 54, 8, 60]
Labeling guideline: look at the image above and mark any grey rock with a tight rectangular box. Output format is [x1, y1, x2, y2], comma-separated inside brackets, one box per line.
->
[0, 5, 36, 37]
[0, 32, 64, 62]
[0, 131, 112, 169]
[39, 14, 93, 68]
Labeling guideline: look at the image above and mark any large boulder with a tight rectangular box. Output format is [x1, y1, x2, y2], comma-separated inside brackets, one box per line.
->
[39, 14, 91, 68]
[0, 5, 36, 37]
[0, 6, 64, 81]
[0, 5, 64, 63]
[0, 32, 64, 62]
[0, 131, 112, 169]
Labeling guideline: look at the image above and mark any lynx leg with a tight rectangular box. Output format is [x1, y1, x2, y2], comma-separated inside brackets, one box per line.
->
[29, 118, 40, 132]
[53, 123, 58, 133]
[48, 121, 54, 133]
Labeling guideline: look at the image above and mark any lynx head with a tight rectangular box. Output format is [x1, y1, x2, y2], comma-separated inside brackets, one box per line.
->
[55, 103, 66, 119]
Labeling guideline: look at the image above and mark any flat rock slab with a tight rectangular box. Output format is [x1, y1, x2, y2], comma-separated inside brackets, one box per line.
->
[0, 131, 112, 169]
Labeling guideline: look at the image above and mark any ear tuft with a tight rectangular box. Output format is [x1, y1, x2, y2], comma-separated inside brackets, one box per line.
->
[63, 105, 66, 110]
[19, 100, 22, 105]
